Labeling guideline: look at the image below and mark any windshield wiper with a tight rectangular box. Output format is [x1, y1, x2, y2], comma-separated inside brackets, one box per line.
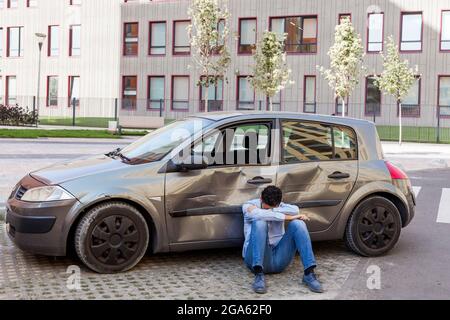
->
[105, 148, 131, 162]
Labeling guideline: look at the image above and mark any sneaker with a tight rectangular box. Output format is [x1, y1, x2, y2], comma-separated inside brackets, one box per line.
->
[302, 272, 324, 293]
[253, 272, 267, 294]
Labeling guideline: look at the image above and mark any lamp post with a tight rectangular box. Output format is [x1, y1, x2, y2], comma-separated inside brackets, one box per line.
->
[35, 33, 46, 117]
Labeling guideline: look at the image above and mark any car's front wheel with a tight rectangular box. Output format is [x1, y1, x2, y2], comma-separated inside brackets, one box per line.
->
[75, 201, 149, 273]
[345, 196, 402, 257]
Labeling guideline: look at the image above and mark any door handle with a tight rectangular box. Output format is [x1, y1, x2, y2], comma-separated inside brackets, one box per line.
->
[247, 176, 273, 185]
[328, 171, 350, 179]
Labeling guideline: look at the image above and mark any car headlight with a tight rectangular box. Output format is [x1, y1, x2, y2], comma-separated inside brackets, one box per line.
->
[21, 186, 75, 202]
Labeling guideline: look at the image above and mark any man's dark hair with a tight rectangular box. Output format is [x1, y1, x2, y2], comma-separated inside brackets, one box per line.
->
[261, 186, 283, 207]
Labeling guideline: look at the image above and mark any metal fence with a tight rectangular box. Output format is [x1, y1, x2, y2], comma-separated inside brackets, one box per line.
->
[1, 96, 450, 143]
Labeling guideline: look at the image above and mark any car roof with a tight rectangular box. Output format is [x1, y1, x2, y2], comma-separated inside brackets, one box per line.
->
[189, 111, 373, 128]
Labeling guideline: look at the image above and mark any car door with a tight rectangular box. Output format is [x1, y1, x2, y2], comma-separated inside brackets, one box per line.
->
[277, 119, 358, 232]
[164, 120, 277, 250]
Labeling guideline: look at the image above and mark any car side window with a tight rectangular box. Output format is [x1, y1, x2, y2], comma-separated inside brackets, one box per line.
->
[333, 126, 358, 160]
[192, 122, 271, 167]
[282, 120, 357, 163]
[282, 120, 333, 163]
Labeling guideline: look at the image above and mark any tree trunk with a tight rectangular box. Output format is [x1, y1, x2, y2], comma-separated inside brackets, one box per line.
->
[269, 96, 273, 112]
[399, 102, 403, 145]
[204, 84, 209, 113]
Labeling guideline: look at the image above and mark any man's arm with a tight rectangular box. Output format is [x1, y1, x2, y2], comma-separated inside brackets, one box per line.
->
[242, 200, 285, 222]
[273, 202, 300, 216]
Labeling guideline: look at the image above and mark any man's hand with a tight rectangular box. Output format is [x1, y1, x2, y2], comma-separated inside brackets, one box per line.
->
[285, 214, 310, 221]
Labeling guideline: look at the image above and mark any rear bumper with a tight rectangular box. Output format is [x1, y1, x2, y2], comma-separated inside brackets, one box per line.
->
[5, 198, 79, 256]
[403, 190, 416, 227]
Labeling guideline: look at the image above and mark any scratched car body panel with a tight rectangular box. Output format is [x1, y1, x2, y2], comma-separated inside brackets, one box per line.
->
[6, 112, 416, 273]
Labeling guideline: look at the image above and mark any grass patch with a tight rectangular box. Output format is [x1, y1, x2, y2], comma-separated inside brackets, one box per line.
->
[376, 125, 450, 143]
[0, 129, 122, 139]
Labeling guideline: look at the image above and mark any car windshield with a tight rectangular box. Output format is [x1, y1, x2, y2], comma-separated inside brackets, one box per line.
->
[119, 117, 214, 164]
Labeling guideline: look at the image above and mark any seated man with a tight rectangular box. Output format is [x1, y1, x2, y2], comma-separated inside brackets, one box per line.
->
[242, 185, 323, 294]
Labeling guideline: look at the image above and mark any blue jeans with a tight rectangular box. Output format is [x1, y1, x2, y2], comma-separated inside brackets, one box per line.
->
[244, 220, 317, 274]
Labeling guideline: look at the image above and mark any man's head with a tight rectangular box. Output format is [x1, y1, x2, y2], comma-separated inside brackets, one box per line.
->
[261, 186, 283, 209]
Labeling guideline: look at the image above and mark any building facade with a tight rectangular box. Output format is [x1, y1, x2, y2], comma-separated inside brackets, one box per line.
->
[1, 0, 450, 127]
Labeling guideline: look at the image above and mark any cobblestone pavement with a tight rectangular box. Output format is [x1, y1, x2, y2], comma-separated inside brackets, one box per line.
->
[0, 221, 360, 300]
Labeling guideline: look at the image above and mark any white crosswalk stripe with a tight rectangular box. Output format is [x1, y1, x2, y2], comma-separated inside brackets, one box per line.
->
[437, 188, 450, 224]
[412, 186, 422, 198]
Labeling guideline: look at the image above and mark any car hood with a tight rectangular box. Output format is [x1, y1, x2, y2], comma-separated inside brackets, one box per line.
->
[30, 155, 130, 185]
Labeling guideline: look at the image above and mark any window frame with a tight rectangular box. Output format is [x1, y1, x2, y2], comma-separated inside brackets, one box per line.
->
[172, 20, 191, 56]
[48, 25, 59, 57]
[399, 11, 423, 53]
[268, 15, 318, 55]
[46, 75, 59, 107]
[171, 75, 190, 111]
[366, 12, 384, 53]
[338, 13, 352, 24]
[147, 75, 165, 111]
[303, 75, 316, 113]
[398, 76, 421, 118]
[365, 76, 382, 117]
[440, 10, 450, 52]
[279, 119, 358, 165]
[122, 75, 138, 110]
[69, 24, 81, 57]
[6, 26, 24, 58]
[68, 75, 80, 108]
[5, 75, 17, 106]
[123, 22, 139, 57]
[149, 21, 166, 56]
[438, 75, 450, 118]
[199, 76, 224, 112]
[236, 75, 255, 110]
[238, 17, 257, 55]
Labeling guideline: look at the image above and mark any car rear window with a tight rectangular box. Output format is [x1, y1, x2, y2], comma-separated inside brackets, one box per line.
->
[282, 120, 357, 163]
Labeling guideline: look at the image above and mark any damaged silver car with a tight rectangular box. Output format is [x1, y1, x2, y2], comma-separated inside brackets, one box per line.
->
[6, 112, 415, 273]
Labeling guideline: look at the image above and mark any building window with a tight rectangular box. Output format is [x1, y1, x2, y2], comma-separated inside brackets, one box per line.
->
[212, 19, 225, 54]
[399, 77, 420, 117]
[122, 76, 137, 110]
[237, 76, 254, 110]
[171, 76, 189, 110]
[48, 25, 59, 57]
[200, 77, 223, 112]
[148, 76, 165, 110]
[124, 23, 138, 56]
[303, 76, 316, 113]
[8, 0, 18, 8]
[6, 76, 17, 106]
[438, 76, 450, 116]
[441, 11, 450, 51]
[7, 27, 24, 57]
[46, 76, 58, 107]
[0, 76, 3, 105]
[27, 0, 37, 7]
[365, 77, 381, 116]
[69, 25, 81, 56]
[0, 28, 3, 57]
[339, 14, 351, 24]
[400, 12, 422, 52]
[149, 21, 166, 55]
[270, 16, 317, 54]
[238, 18, 256, 54]
[367, 12, 384, 52]
[68, 76, 80, 107]
[173, 20, 190, 55]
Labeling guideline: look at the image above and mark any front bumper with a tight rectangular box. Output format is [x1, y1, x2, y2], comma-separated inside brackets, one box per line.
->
[5, 198, 79, 256]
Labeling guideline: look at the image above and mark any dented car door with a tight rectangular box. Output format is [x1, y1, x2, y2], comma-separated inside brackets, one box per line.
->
[165, 120, 276, 249]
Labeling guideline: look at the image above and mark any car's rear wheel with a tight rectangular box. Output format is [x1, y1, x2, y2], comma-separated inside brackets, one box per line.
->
[345, 196, 402, 257]
[75, 201, 149, 273]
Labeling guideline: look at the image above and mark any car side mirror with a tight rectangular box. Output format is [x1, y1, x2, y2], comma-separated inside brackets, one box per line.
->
[167, 155, 208, 172]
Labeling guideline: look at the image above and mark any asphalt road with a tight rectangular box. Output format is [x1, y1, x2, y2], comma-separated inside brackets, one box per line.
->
[1, 138, 450, 299]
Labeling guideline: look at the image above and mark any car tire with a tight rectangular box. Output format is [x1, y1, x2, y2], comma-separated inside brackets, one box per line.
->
[344, 196, 402, 257]
[75, 201, 149, 274]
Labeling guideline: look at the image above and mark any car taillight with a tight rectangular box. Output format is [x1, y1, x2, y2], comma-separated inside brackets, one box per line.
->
[385, 161, 408, 180]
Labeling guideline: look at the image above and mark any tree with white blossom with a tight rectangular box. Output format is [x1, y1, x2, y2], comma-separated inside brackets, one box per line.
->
[318, 17, 365, 117]
[375, 36, 419, 145]
[249, 31, 293, 111]
[188, 0, 231, 113]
